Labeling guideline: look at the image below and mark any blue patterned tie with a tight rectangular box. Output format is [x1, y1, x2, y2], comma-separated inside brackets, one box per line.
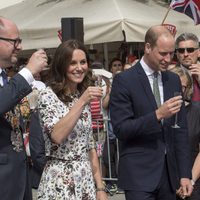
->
[1, 70, 8, 86]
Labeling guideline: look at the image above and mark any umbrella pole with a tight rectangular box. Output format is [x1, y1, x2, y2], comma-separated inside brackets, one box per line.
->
[103, 43, 109, 70]
[161, 6, 171, 25]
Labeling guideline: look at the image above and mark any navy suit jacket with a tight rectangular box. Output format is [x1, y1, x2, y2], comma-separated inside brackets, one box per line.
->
[110, 63, 191, 191]
[0, 74, 32, 200]
[29, 110, 47, 189]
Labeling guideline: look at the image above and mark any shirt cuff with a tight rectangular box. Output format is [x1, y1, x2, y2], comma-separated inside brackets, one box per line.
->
[18, 67, 34, 85]
[191, 179, 195, 186]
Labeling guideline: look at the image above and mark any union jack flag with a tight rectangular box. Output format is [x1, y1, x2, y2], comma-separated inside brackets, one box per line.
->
[170, 0, 200, 25]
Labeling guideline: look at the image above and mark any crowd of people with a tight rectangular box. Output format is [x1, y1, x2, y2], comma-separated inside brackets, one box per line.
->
[0, 15, 200, 200]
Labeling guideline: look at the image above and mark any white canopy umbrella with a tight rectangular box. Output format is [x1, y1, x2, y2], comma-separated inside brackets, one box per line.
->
[0, 0, 24, 9]
[0, 0, 200, 50]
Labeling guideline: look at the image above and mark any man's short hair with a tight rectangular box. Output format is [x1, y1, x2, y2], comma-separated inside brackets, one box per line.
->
[145, 25, 172, 48]
[175, 33, 199, 48]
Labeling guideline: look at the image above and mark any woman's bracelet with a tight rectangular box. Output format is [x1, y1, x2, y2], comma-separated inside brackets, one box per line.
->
[96, 187, 106, 192]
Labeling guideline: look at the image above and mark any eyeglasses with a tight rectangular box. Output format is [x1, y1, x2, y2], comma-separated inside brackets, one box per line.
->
[176, 47, 199, 54]
[0, 37, 22, 49]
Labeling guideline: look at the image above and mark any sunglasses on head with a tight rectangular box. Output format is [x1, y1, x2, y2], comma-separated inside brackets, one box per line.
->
[176, 47, 199, 54]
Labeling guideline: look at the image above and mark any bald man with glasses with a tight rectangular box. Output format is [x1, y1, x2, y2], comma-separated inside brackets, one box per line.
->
[0, 36, 22, 48]
[0, 17, 48, 200]
[175, 33, 200, 107]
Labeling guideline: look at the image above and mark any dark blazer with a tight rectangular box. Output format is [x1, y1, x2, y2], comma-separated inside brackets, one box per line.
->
[29, 110, 47, 189]
[0, 74, 32, 200]
[185, 103, 200, 199]
[110, 63, 191, 192]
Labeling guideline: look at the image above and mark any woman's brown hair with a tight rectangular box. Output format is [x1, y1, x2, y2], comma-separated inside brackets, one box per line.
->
[169, 66, 193, 101]
[48, 39, 93, 103]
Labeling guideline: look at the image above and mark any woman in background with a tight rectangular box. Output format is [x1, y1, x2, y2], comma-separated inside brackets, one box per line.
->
[169, 66, 200, 200]
[37, 40, 107, 200]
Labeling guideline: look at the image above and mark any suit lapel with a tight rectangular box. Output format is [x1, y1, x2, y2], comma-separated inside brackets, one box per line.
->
[136, 64, 157, 110]
[161, 71, 171, 102]
[135, 64, 172, 110]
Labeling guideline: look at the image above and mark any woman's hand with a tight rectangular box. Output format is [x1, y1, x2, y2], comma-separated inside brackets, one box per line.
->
[96, 191, 108, 200]
[80, 86, 103, 105]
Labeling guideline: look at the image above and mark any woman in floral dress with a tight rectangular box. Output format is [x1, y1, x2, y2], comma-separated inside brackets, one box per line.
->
[37, 40, 107, 200]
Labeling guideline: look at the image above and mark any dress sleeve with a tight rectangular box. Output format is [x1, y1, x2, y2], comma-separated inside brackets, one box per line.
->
[38, 88, 61, 138]
[87, 105, 96, 150]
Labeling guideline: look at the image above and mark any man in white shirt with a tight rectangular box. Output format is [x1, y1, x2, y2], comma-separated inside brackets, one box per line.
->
[110, 25, 193, 200]
[0, 16, 47, 200]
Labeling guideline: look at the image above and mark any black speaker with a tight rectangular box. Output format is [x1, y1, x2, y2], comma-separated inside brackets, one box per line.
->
[61, 18, 84, 43]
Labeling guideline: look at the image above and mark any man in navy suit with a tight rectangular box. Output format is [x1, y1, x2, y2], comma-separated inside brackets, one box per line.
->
[110, 25, 193, 200]
[29, 110, 47, 189]
[0, 17, 47, 200]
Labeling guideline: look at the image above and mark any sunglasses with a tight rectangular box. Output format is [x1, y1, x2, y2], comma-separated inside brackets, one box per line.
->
[176, 47, 199, 54]
[0, 37, 22, 49]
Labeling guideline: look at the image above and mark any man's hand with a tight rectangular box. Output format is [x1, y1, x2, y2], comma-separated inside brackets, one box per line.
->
[189, 63, 200, 82]
[26, 49, 48, 75]
[176, 178, 193, 199]
[156, 95, 182, 121]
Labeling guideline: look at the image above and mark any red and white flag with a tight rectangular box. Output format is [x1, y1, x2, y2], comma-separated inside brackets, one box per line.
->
[170, 0, 200, 25]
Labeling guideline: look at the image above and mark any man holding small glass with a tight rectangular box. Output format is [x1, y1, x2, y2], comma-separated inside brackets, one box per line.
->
[0, 16, 48, 200]
[110, 25, 193, 200]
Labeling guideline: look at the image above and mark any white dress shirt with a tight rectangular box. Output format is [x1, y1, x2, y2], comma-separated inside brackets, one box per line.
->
[0, 68, 4, 86]
[140, 57, 164, 105]
[0, 67, 34, 87]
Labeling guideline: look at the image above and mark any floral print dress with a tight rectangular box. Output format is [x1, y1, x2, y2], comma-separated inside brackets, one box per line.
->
[37, 87, 96, 200]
